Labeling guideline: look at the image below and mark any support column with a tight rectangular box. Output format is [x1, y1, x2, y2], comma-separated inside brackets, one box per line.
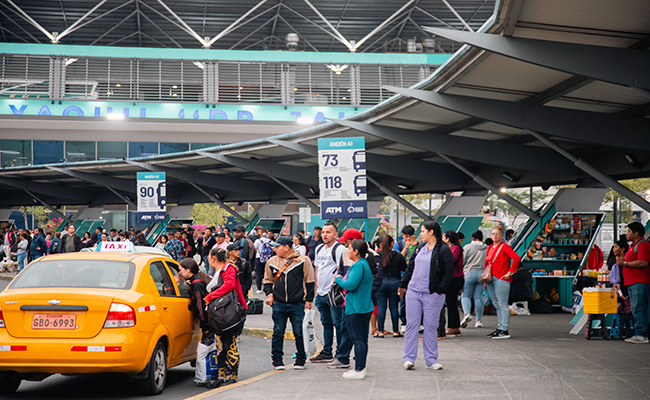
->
[203, 61, 218, 103]
[188, 182, 249, 224]
[526, 129, 650, 215]
[350, 64, 361, 107]
[268, 176, 320, 213]
[23, 190, 73, 225]
[280, 63, 293, 105]
[49, 56, 66, 100]
[366, 176, 431, 222]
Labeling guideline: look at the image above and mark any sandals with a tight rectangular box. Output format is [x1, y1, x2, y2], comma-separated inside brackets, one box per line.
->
[393, 333, 403, 338]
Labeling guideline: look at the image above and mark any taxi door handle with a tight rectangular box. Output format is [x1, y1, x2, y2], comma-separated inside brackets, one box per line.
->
[162, 304, 169, 310]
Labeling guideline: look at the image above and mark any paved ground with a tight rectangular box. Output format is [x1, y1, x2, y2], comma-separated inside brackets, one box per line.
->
[4, 276, 650, 399]
[199, 310, 650, 400]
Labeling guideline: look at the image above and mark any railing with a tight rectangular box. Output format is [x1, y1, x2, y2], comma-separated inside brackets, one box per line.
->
[0, 53, 435, 107]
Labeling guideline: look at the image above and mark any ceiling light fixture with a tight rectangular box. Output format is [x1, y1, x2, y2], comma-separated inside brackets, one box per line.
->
[397, 183, 413, 190]
[501, 171, 519, 182]
[65, 58, 78, 66]
[297, 117, 313, 124]
[625, 153, 643, 170]
[107, 113, 124, 120]
[326, 64, 349, 75]
[500, 187, 507, 193]
[308, 187, 317, 195]
[193, 61, 205, 70]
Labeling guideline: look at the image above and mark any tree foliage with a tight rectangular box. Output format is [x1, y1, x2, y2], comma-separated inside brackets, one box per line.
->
[18, 206, 50, 229]
[190, 203, 231, 228]
[603, 178, 650, 224]
[484, 189, 550, 225]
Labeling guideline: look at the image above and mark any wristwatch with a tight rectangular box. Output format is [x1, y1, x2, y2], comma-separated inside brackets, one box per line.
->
[624, 261, 627, 267]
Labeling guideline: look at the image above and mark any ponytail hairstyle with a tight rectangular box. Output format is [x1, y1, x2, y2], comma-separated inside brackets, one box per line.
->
[471, 230, 483, 241]
[210, 247, 227, 262]
[422, 221, 442, 265]
[444, 230, 463, 255]
[380, 235, 394, 267]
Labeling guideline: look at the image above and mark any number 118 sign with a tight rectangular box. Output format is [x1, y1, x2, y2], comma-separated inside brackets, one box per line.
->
[318, 137, 367, 219]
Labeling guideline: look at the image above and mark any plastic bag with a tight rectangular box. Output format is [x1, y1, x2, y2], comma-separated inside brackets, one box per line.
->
[302, 309, 317, 355]
[481, 289, 491, 306]
[195, 338, 219, 383]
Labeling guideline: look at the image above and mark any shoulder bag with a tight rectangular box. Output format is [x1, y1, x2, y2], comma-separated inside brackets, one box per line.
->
[479, 243, 504, 284]
[207, 265, 245, 334]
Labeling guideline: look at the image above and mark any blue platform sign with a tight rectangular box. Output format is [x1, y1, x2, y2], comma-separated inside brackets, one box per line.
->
[137, 172, 166, 223]
[318, 137, 367, 220]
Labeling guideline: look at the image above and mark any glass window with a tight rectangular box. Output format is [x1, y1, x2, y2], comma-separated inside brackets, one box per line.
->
[97, 141, 127, 160]
[149, 261, 178, 297]
[165, 261, 190, 298]
[33, 141, 63, 165]
[10, 260, 135, 289]
[129, 142, 158, 158]
[65, 141, 96, 162]
[190, 143, 219, 150]
[1, 140, 32, 167]
[160, 142, 189, 154]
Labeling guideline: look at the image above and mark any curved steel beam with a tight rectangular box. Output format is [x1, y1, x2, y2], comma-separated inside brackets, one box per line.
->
[423, 28, 650, 90]
[384, 86, 650, 151]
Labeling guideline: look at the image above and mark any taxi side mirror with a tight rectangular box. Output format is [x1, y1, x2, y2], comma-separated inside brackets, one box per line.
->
[187, 304, 193, 311]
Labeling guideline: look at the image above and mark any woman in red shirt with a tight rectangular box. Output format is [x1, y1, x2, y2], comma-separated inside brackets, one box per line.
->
[484, 225, 520, 339]
[205, 248, 248, 387]
[442, 230, 464, 337]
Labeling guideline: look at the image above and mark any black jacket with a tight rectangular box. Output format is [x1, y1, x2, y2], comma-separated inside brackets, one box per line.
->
[61, 233, 83, 253]
[234, 257, 252, 298]
[378, 250, 407, 278]
[399, 242, 454, 295]
[187, 274, 209, 332]
[263, 254, 315, 304]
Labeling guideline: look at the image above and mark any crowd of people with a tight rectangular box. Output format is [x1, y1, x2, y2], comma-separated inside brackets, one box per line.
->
[4, 217, 648, 386]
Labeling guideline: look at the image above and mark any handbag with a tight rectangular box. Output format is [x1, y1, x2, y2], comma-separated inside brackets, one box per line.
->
[207, 265, 245, 334]
[480, 243, 504, 284]
[327, 281, 344, 307]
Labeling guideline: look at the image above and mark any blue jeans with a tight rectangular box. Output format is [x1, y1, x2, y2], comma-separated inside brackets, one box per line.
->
[627, 283, 650, 338]
[271, 301, 305, 362]
[376, 277, 401, 332]
[314, 295, 334, 356]
[486, 277, 511, 331]
[345, 312, 371, 372]
[203, 256, 215, 276]
[17, 252, 27, 271]
[330, 302, 351, 364]
[461, 270, 485, 321]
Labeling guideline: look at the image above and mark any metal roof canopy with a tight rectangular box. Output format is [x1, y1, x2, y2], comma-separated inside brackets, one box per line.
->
[1, 0, 650, 215]
[0, 0, 494, 53]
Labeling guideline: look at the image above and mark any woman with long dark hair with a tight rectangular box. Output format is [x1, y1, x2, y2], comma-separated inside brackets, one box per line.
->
[375, 235, 407, 337]
[442, 230, 464, 337]
[205, 248, 248, 386]
[398, 221, 454, 370]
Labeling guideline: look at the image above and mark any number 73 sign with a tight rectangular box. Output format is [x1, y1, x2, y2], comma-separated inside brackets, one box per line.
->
[317, 137, 367, 219]
[136, 172, 166, 223]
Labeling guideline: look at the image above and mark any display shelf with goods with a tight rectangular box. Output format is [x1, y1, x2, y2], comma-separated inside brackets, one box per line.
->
[520, 212, 604, 307]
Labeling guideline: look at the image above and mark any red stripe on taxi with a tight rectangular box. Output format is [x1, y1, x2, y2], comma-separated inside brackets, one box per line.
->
[0, 345, 26, 351]
[71, 346, 122, 352]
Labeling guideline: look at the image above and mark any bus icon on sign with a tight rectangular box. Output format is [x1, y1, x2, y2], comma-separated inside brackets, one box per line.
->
[353, 151, 366, 172]
[157, 182, 166, 208]
[354, 175, 367, 195]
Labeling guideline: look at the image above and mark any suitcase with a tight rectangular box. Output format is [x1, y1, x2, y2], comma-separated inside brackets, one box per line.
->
[246, 298, 264, 314]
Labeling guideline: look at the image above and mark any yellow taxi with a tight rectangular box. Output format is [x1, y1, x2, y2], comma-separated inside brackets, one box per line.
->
[0, 242, 200, 395]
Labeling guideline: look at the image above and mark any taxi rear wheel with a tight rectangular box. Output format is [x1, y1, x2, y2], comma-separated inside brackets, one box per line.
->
[136, 342, 167, 396]
[0, 373, 21, 394]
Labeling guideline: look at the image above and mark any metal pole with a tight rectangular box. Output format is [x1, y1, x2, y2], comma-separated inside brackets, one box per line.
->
[530, 187, 533, 208]
[613, 196, 617, 241]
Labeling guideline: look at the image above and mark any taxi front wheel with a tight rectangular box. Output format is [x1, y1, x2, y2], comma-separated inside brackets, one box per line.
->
[0, 372, 21, 394]
[136, 342, 167, 396]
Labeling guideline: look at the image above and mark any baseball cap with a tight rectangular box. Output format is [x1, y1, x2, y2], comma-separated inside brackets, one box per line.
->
[215, 232, 225, 238]
[227, 243, 243, 251]
[233, 225, 246, 232]
[270, 236, 293, 247]
[338, 228, 362, 243]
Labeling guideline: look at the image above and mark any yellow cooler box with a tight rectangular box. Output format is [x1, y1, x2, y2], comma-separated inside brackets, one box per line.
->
[582, 287, 617, 314]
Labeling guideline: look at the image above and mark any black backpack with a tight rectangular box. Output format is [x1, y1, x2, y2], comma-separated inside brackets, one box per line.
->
[207, 266, 246, 334]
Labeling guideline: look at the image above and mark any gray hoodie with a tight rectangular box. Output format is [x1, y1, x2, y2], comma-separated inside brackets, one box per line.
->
[463, 240, 488, 274]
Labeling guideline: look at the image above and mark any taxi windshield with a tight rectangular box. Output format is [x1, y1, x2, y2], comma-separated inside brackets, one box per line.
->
[10, 260, 135, 290]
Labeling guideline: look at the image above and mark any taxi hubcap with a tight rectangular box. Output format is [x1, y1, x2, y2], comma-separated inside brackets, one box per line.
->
[153, 350, 166, 387]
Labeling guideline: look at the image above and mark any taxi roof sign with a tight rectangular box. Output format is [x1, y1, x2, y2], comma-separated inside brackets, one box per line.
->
[97, 242, 136, 252]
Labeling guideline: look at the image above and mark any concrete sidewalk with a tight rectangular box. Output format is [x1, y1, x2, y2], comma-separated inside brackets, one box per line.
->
[194, 311, 650, 400]
[0, 271, 17, 281]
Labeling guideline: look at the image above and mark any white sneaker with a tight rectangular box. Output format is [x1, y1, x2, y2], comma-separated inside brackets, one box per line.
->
[460, 314, 472, 328]
[475, 321, 483, 328]
[255, 290, 263, 294]
[403, 361, 414, 370]
[342, 369, 367, 379]
[625, 335, 649, 344]
[400, 325, 406, 335]
[426, 363, 443, 370]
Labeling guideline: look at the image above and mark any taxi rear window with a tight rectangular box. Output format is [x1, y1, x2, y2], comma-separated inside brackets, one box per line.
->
[10, 260, 135, 290]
